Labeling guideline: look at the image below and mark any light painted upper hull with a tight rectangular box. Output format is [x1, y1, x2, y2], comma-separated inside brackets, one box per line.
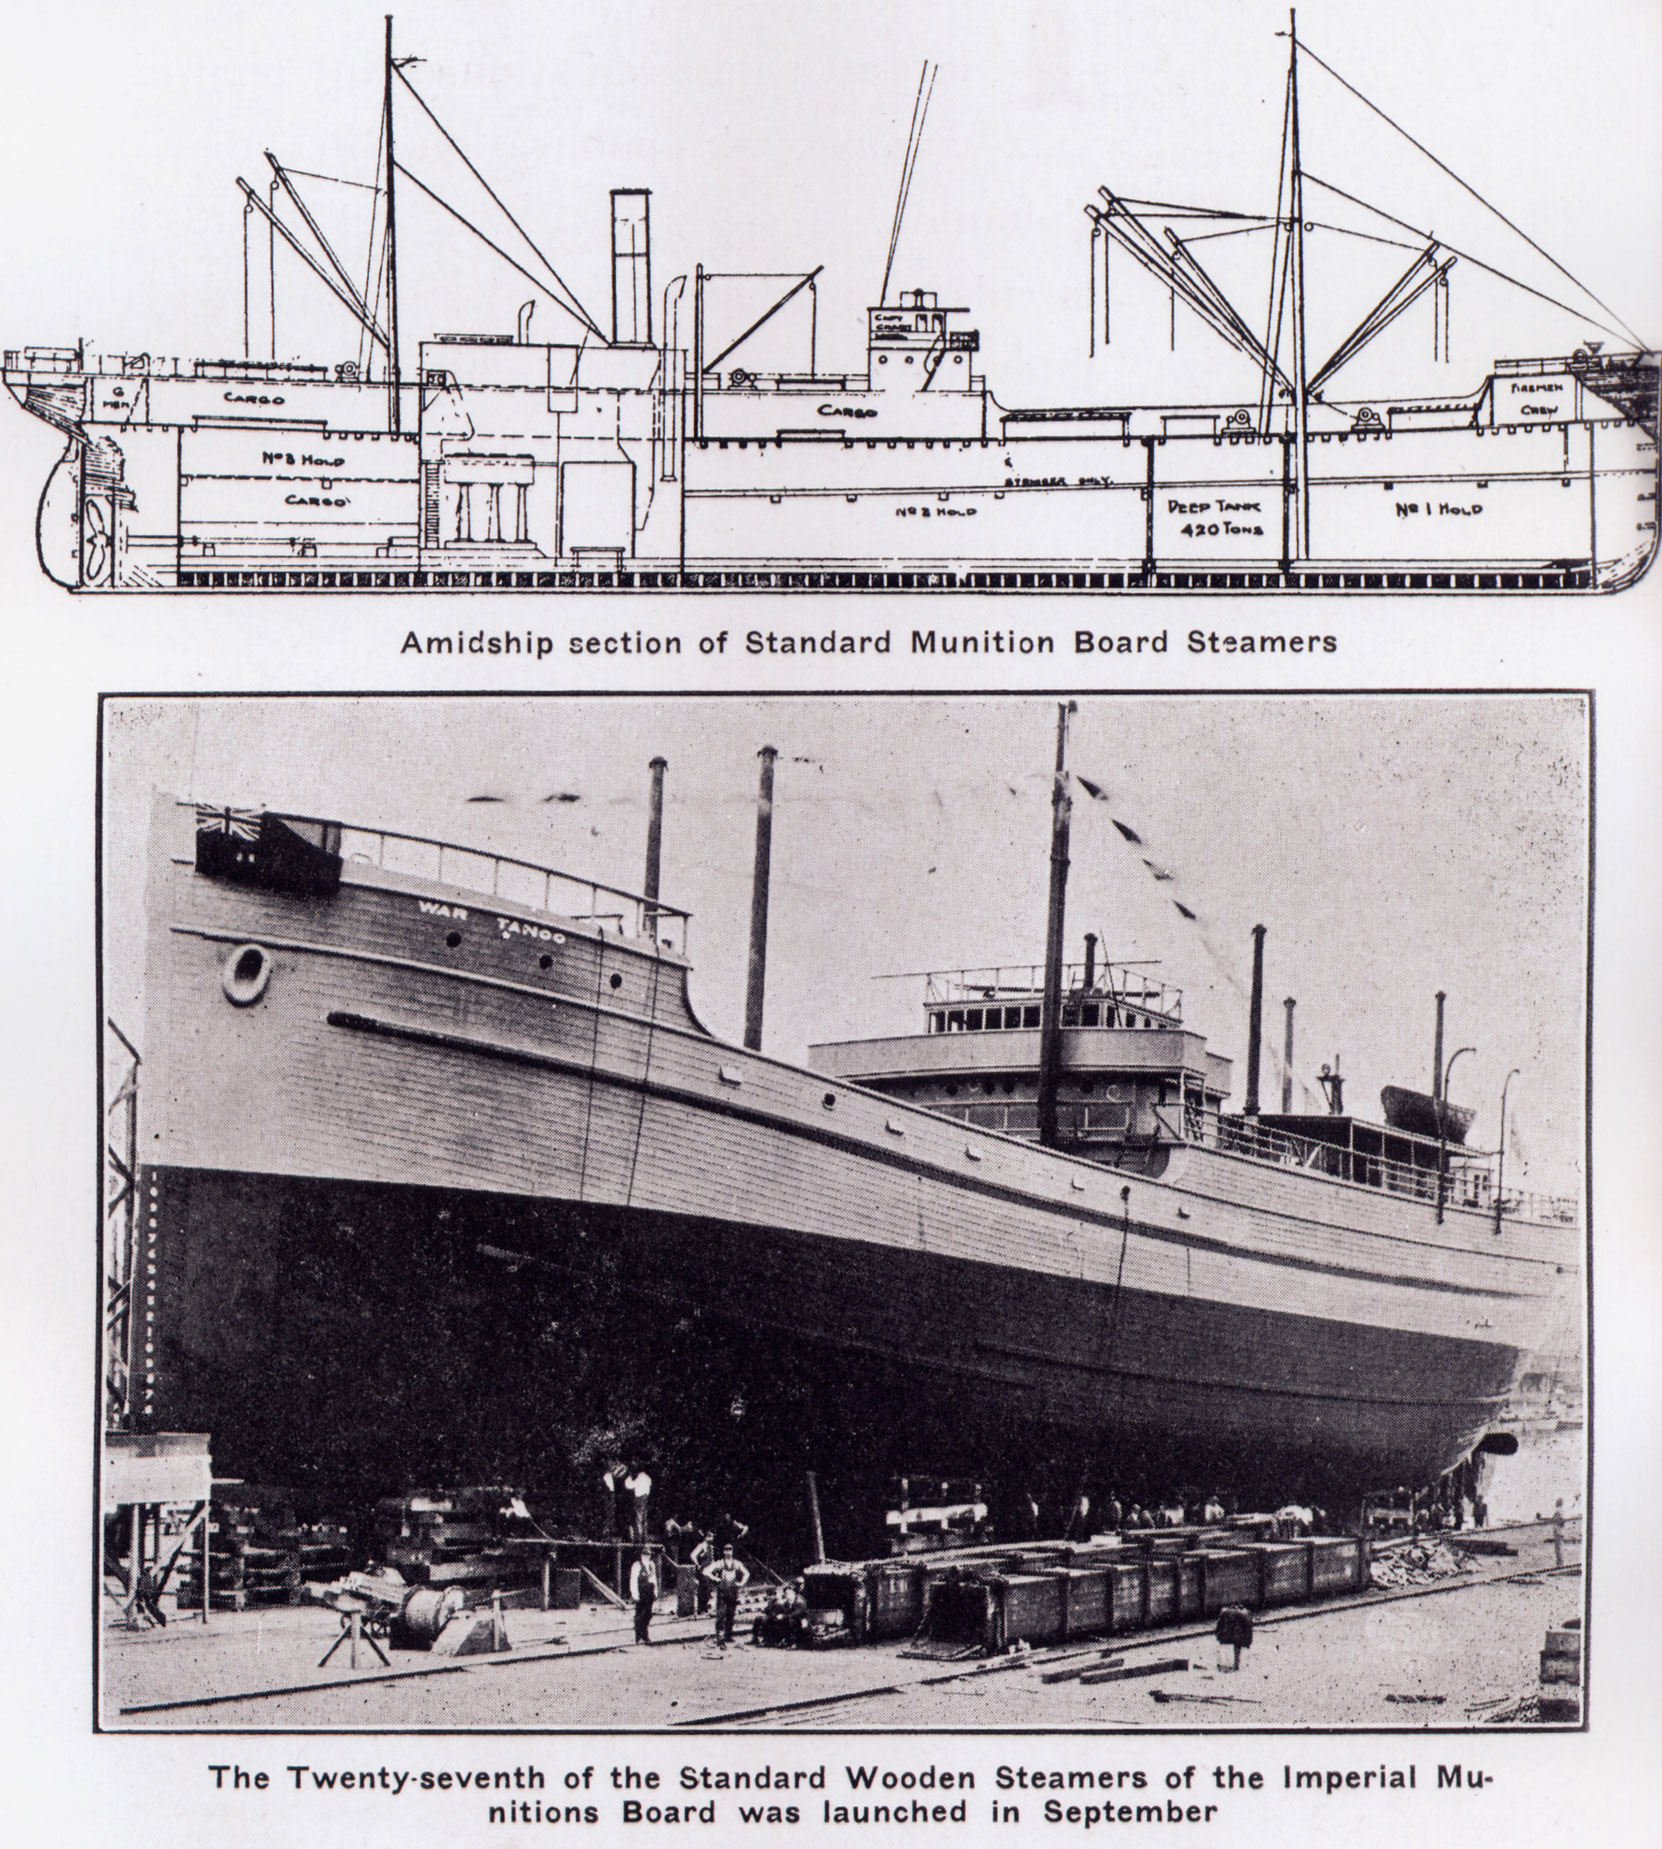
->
[12, 342, 1656, 592]
[133, 798, 1579, 1494]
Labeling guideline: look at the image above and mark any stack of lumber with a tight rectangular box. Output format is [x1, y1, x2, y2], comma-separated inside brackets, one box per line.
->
[371, 1487, 538, 1589]
[1537, 1623, 1582, 1723]
[177, 1489, 353, 1611]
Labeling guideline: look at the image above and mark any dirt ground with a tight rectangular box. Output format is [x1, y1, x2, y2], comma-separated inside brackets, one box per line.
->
[103, 1520, 1581, 1732]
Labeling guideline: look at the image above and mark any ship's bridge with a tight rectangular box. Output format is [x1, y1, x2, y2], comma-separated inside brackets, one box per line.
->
[866, 290, 981, 394]
[809, 959, 1232, 1150]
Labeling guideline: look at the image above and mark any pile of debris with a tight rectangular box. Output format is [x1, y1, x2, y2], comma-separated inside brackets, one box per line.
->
[1366, 1539, 1475, 1589]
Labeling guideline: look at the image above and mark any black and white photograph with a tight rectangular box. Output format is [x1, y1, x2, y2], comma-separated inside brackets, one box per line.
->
[1, 0, 1658, 1842]
[98, 693, 1586, 1735]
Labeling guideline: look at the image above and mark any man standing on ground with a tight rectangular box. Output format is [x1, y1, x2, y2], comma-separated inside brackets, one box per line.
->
[690, 1529, 715, 1613]
[629, 1548, 658, 1645]
[702, 1543, 750, 1646]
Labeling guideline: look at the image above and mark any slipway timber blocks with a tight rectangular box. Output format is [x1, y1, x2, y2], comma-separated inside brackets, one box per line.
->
[430, 1609, 513, 1657]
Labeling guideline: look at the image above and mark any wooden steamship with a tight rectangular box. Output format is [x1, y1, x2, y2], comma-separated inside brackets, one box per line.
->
[119, 750, 1579, 1518]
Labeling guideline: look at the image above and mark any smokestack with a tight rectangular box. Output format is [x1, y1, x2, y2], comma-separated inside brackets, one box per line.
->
[1083, 932, 1097, 990]
[1433, 991, 1447, 1101]
[611, 189, 652, 345]
[643, 756, 667, 936]
[1281, 997, 1296, 1114]
[1036, 702, 1078, 1149]
[1244, 924, 1266, 1116]
[743, 746, 778, 1051]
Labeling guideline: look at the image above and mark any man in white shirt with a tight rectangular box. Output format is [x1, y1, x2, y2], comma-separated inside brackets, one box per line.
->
[624, 1466, 653, 1543]
[628, 1549, 659, 1644]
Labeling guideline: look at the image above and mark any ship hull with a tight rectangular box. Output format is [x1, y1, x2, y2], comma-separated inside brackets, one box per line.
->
[123, 797, 1575, 1531]
[140, 1158, 1526, 1519]
[10, 346, 1657, 593]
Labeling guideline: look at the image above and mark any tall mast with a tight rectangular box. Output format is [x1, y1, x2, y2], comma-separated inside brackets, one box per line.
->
[1035, 701, 1077, 1150]
[1288, 9, 1309, 557]
[384, 14, 401, 433]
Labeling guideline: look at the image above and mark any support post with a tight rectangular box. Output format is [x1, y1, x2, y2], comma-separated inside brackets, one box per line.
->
[643, 756, 667, 937]
[1495, 1068, 1520, 1234]
[1432, 991, 1447, 1101]
[806, 1471, 826, 1564]
[744, 747, 777, 1051]
[1281, 996, 1296, 1113]
[1244, 925, 1266, 1116]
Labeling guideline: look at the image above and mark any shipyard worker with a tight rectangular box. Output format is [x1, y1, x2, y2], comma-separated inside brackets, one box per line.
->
[1215, 1603, 1254, 1672]
[625, 1464, 653, 1542]
[131, 1566, 169, 1629]
[601, 1463, 631, 1540]
[1104, 1492, 1124, 1531]
[703, 1543, 751, 1645]
[1066, 1490, 1091, 1540]
[1021, 1490, 1042, 1541]
[663, 1514, 698, 1566]
[629, 1549, 659, 1645]
[754, 1576, 809, 1647]
[713, 1511, 750, 1555]
[1202, 1493, 1225, 1525]
[690, 1530, 716, 1613]
[1472, 1493, 1488, 1529]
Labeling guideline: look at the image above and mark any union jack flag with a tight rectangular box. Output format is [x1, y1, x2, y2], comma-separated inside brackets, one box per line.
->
[195, 804, 262, 839]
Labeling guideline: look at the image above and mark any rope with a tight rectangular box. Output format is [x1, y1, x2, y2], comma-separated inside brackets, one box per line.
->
[880, 62, 937, 306]
[622, 958, 662, 1209]
[394, 68, 605, 340]
[1298, 38, 1643, 347]
[1303, 174, 1633, 345]
[574, 940, 606, 1202]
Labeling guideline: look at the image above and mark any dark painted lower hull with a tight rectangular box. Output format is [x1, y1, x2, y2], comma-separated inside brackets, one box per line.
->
[137, 1161, 1524, 1550]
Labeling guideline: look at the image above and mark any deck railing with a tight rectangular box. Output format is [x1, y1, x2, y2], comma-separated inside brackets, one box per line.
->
[923, 1093, 1577, 1226]
[330, 820, 690, 953]
[921, 963, 1183, 1024]
[192, 802, 691, 953]
[1196, 1108, 1578, 1225]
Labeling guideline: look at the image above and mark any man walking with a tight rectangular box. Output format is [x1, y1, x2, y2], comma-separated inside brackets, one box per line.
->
[702, 1543, 750, 1646]
[629, 1548, 659, 1645]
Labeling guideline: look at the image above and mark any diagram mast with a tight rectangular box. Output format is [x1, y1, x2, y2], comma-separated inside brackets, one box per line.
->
[384, 14, 401, 433]
[1288, 9, 1310, 558]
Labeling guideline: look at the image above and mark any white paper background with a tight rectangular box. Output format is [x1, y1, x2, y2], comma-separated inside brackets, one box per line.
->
[1, 1, 1658, 1842]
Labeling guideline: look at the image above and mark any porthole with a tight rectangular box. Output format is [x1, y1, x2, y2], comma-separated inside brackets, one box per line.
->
[609, 972, 623, 990]
[446, 931, 462, 948]
[221, 943, 273, 1007]
[823, 1092, 837, 1110]
[539, 954, 553, 970]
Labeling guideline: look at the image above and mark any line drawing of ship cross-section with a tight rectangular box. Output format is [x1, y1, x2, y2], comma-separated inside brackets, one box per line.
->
[5, 10, 1656, 595]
